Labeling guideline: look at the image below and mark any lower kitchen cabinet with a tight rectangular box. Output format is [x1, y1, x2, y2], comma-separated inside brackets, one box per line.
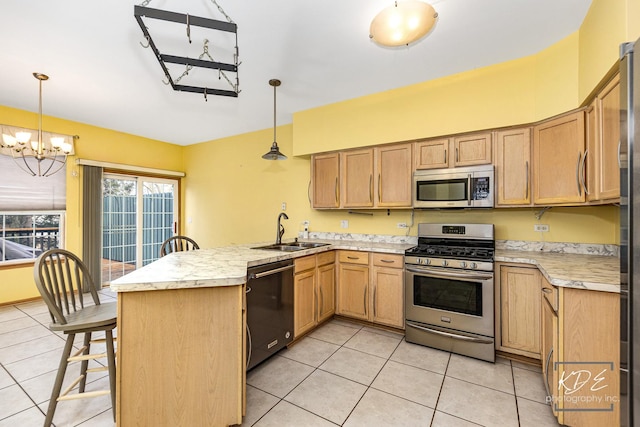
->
[540, 278, 620, 427]
[370, 253, 404, 328]
[495, 263, 541, 359]
[336, 251, 370, 320]
[337, 250, 404, 328]
[294, 251, 335, 338]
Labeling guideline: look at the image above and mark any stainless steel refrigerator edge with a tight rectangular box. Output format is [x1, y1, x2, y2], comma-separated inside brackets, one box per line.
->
[621, 37, 640, 427]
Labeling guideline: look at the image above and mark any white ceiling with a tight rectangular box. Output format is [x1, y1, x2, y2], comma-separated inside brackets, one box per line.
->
[0, 0, 592, 146]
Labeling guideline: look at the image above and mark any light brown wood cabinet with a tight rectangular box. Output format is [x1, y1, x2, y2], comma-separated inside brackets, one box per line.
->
[340, 143, 412, 208]
[453, 132, 493, 166]
[541, 277, 559, 420]
[337, 250, 404, 328]
[533, 110, 586, 205]
[336, 250, 370, 320]
[495, 264, 541, 358]
[294, 252, 336, 338]
[414, 133, 492, 170]
[542, 284, 620, 427]
[586, 74, 620, 203]
[413, 138, 450, 169]
[370, 253, 404, 328]
[311, 153, 340, 208]
[494, 127, 532, 206]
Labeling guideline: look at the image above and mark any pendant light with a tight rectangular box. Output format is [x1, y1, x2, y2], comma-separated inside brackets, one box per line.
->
[262, 79, 287, 160]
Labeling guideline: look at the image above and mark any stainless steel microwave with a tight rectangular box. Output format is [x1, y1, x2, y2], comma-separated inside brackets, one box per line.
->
[413, 165, 494, 208]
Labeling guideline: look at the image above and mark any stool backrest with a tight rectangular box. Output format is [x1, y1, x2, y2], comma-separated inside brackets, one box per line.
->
[33, 249, 101, 326]
[160, 236, 199, 257]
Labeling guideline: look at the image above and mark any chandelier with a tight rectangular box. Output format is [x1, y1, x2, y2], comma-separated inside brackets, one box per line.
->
[0, 73, 75, 177]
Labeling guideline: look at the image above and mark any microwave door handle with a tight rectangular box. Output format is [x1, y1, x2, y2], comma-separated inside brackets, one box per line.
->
[406, 267, 492, 281]
[467, 174, 472, 206]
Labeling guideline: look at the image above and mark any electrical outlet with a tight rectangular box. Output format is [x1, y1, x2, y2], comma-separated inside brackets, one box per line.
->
[534, 224, 550, 232]
[281, 202, 286, 211]
[397, 222, 408, 228]
[340, 220, 349, 229]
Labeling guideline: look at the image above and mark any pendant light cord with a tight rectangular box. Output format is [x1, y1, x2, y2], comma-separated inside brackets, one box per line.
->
[273, 82, 277, 143]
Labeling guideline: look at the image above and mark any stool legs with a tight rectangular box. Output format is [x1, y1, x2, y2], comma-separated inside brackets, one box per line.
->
[44, 333, 75, 427]
[106, 329, 117, 421]
[78, 332, 91, 393]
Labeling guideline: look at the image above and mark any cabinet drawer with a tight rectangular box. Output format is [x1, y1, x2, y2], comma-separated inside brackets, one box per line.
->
[372, 253, 403, 268]
[338, 250, 369, 265]
[295, 255, 317, 273]
[317, 251, 335, 267]
[541, 282, 558, 312]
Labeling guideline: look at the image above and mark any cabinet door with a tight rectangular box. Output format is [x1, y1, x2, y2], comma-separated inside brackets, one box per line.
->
[596, 74, 621, 201]
[541, 290, 558, 418]
[376, 143, 412, 207]
[371, 266, 404, 328]
[495, 128, 531, 206]
[337, 263, 369, 320]
[317, 263, 335, 323]
[453, 132, 492, 166]
[585, 101, 598, 202]
[312, 153, 340, 208]
[533, 111, 586, 204]
[499, 266, 541, 357]
[561, 288, 620, 427]
[341, 149, 374, 208]
[294, 270, 316, 338]
[414, 138, 450, 169]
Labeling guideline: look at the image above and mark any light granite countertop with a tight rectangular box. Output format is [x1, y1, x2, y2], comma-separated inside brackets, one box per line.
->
[496, 249, 620, 293]
[110, 238, 620, 294]
[110, 239, 412, 293]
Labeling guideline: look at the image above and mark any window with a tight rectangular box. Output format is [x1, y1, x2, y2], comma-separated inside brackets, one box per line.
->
[0, 154, 67, 265]
[101, 174, 178, 284]
[0, 212, 64, 263]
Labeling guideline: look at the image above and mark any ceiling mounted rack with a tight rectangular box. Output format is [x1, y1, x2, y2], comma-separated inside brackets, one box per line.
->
[134, 4, 240, 98]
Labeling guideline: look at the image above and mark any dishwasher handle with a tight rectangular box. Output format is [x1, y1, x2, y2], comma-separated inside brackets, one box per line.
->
[248, 264, 294, 280]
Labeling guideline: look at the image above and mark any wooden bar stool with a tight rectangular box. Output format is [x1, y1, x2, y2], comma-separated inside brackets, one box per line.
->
[33, 249, 117, 427]
[160, 235, 199, 257]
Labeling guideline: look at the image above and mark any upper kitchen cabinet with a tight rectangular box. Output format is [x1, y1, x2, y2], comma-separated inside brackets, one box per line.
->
[341, 148, 375, 208]
[311, 153, 340, 209]
[533, 110, 586, 205]
[414, 133, 492, 170]
[453, 132, 493, 167]
[413, 138, 450, 169]
[340, 143, 412, 209]
[586, 74, 620, 203]
[377, 143, 412, 207]
[494, 127, 532, 206]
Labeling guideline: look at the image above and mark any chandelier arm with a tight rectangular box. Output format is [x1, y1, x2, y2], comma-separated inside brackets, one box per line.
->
[11, 150, 37, 177]
[42, 155, 67, 177]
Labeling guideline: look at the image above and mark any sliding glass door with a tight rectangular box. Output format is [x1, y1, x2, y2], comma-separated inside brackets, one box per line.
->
[101, 173, 178, 284]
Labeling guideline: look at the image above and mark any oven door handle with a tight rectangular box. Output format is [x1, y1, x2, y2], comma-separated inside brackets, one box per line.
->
[406, 321, 493, 344]
[406, 267, 493, 281]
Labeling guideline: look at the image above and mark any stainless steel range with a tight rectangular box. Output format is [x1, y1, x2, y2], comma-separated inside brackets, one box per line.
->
[404, 223, 495, 362]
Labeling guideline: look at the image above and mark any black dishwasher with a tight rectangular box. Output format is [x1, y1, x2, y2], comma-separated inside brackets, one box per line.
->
[246, 259, 294, 370]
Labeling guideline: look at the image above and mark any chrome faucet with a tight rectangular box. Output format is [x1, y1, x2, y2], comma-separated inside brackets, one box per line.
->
[276, 212, 289, 244]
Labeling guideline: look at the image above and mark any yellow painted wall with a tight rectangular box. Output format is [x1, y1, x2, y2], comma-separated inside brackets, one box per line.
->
[293, 34, 579, 157]
[0, 105, 183, 304]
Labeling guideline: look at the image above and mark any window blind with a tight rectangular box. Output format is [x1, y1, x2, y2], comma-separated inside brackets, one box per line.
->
[0, 154, 66, 210]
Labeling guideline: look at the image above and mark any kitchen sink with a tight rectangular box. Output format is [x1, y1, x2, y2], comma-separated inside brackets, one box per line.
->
[251, 242, 330, 251]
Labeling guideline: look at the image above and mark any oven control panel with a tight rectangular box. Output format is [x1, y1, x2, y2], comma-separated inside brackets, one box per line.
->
[405, 256, 493, 272]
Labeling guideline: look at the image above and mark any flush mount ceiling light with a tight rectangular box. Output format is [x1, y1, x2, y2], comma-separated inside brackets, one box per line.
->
[262, 79, 287, 160]
[369, 1, 438, 47]
[0, 73, 76, 177]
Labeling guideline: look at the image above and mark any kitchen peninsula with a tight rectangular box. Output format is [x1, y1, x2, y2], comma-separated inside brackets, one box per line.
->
[109, 240, 410, 427]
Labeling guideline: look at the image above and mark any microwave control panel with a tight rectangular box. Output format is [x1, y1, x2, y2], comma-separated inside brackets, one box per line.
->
[472, 177, 491, 200]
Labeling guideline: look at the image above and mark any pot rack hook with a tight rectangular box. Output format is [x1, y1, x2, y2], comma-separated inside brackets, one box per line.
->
[140, 35, 150, 48]
[204, 87, 208, 102]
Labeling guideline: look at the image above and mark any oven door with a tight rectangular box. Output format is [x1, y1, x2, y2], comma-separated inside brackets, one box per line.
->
[405, 264, 494, 337]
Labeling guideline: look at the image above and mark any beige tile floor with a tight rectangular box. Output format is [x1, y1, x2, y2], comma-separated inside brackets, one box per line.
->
[0, 293, 560, 427]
